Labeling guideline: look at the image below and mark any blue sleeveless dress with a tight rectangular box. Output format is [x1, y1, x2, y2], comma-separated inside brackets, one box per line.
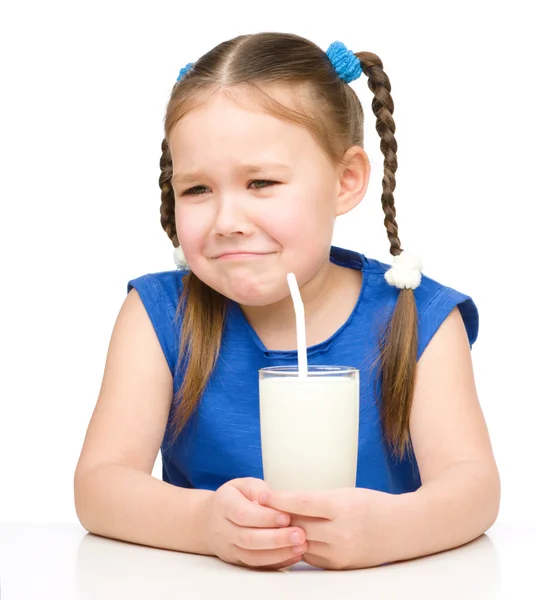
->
[127, 245, 478, 494]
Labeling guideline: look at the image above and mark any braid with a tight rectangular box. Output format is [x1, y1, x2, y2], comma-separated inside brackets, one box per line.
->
[358, 52, 418, 461]
[357, 52, 402, 257]
[159, 138, 179, 247]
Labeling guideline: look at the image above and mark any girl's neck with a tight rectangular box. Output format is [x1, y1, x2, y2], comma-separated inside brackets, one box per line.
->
[239, 262, 362, 351]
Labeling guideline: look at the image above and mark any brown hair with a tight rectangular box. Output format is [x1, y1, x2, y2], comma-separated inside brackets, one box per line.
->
[158, 32, 417, 461]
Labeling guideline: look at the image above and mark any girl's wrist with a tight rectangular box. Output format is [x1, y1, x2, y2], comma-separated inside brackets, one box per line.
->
[194, 489, 216, 556]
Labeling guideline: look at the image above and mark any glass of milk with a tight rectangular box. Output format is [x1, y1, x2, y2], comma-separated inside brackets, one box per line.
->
[259, 365, 359, 491]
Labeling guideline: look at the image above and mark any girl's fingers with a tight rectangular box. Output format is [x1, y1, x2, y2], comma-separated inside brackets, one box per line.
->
[233, 524, 306, 551]
[229, 477, 271, 503]
[235, 544, 307, 568]
[226, 487, 290, 528]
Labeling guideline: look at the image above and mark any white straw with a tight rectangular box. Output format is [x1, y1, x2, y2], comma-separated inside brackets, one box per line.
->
[286, 273, 308, 379]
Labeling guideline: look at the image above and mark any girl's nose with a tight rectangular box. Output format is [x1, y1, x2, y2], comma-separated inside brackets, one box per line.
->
[212, 198, 254, 237]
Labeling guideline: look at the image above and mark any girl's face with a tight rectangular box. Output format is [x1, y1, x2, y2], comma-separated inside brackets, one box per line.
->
[169, 89, 344, 307]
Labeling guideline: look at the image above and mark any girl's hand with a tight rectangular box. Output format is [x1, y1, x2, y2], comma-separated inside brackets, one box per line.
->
[201, 477, 308, 570]
[262, 487, 393, 570]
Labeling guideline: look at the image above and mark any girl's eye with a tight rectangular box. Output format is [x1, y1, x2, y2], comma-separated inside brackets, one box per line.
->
[250, 179, 277, 190]
[181, 180, 277, 196]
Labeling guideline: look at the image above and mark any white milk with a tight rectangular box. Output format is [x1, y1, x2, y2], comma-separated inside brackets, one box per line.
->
[259, 375, 359, 491]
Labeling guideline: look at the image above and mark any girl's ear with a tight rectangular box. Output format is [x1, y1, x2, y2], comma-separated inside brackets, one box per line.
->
[335, 145, 371, 216]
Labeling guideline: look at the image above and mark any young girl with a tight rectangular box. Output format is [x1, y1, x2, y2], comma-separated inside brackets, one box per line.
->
[74, 32, 500, 571]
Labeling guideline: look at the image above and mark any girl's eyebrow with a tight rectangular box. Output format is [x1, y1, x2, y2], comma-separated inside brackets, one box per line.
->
[172, 163, 291, 185]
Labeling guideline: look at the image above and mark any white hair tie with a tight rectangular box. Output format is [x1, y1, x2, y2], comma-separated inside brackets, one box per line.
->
[384, 250, 423, 290]
[173, 245, 190, 270]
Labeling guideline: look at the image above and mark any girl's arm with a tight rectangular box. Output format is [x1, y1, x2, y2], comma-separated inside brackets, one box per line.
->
[74, 462, 213, 554]
[378, 458, 500, 565]
[73, 289, 211, 554]
[382, 305, 500, 561]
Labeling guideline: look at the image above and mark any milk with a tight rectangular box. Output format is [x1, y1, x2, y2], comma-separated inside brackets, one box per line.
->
[259, 373, 359, 491]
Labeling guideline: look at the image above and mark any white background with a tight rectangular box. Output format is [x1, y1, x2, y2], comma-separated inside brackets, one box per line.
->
[0, 0, 534, 524]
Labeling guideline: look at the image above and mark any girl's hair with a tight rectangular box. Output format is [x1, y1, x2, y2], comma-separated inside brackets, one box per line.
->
[158, 32, 417, 461]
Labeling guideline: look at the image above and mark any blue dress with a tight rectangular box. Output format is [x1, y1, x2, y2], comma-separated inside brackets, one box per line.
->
[127, 245, 478, 494]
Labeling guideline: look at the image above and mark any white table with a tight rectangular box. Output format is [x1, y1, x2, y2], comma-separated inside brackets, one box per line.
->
[0, 521, 533, 599]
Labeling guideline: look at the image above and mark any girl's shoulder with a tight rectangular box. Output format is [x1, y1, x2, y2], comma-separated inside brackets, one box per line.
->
[127, 268, 187, 311]
[126, 269, 188, 374]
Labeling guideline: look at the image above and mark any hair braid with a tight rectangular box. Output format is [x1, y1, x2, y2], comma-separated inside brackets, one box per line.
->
[159, 138, 179, 247]
[357, 52, 401, 257]
[358, 52, 418, 461]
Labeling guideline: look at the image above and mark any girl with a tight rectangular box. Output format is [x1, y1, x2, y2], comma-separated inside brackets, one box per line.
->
[74, 32, 500, 571]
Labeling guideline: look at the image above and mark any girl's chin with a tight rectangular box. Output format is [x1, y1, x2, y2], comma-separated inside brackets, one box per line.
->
[194, 269, 289, 306]
[221, 285, 285, 307]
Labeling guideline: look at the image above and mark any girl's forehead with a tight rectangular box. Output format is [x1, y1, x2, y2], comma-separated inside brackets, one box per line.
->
[172, 84, 308, 136]
[175, 92, 286, 131]
[170, 95, 315, 156]
[167, 86, 333, 174]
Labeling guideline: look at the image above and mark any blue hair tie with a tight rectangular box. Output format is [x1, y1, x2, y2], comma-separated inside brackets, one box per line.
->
[325, 41, 362, 83]
[177, 62, 194, 82]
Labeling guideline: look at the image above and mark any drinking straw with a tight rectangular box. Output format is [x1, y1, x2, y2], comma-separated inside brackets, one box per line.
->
[286, 273, 308, 379]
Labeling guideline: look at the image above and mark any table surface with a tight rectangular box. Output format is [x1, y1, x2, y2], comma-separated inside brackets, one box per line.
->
[0, 521, 533, 599]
